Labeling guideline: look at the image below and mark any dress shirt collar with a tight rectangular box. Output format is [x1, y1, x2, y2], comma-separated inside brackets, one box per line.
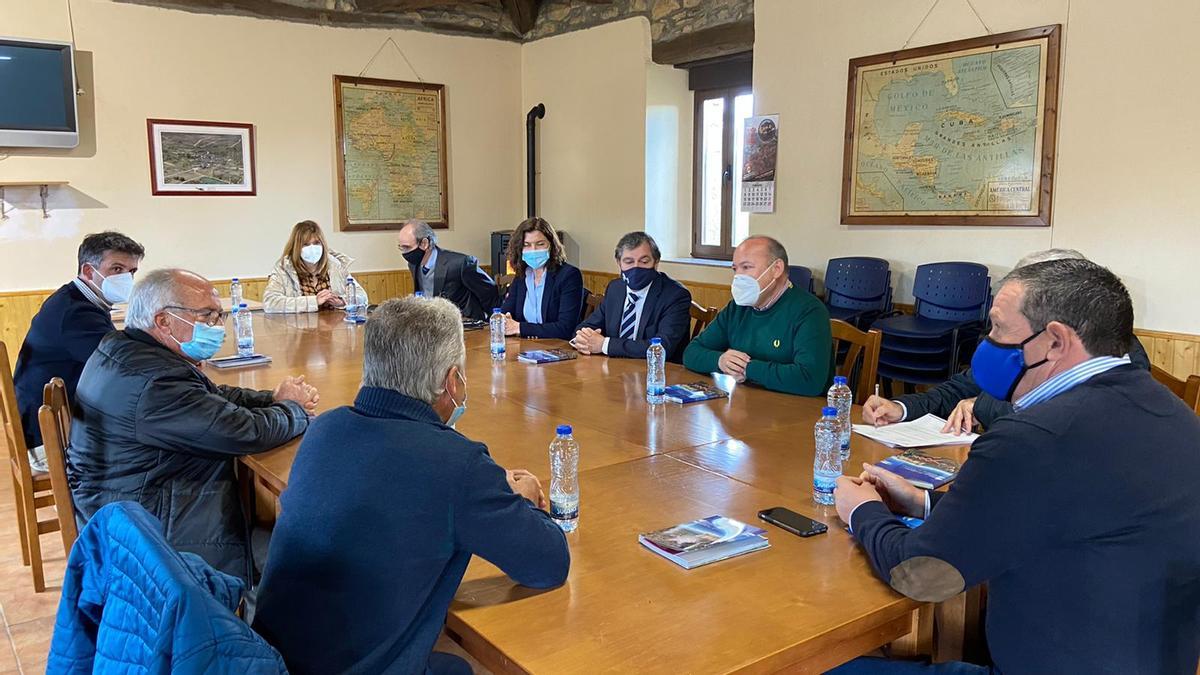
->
[1013, 355, 1132, 411]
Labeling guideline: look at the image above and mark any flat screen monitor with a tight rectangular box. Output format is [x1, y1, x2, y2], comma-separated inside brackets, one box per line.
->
[0, 37, 79, 148]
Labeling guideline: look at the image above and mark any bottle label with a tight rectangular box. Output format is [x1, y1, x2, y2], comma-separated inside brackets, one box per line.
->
[551, 501, 578, 520]
[647, 384, 665, 396]
[491, 344, 505, 354]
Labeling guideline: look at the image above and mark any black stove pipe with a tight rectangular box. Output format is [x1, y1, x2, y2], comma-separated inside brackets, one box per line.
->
[526, 103, 545, 218]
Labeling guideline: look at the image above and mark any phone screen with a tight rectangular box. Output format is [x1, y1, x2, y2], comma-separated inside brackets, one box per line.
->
[758, 507, 828, 537]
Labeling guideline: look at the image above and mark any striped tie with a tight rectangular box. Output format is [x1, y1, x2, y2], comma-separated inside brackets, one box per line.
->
[619, 291, 638, 339]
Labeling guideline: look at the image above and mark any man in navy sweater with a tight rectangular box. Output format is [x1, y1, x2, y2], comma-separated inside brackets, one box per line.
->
[572, 231, 693, 362]
[832, 259, 1200, 674]
[253, 296, 570, 675]
[13, 231, 144, 463]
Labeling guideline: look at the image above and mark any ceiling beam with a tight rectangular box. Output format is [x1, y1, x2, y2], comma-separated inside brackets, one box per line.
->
[501, 0, 542, 35]
[652, 19, 754, 66]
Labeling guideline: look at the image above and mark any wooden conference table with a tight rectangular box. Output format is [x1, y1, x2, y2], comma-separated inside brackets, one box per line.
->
[207, 310, 970, 674]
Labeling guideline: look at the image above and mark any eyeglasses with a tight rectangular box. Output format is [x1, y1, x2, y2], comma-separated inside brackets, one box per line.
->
[165, 306, 227, 327]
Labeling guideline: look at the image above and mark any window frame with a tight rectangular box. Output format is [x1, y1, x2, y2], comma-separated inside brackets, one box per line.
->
[691, 85, 753, 260]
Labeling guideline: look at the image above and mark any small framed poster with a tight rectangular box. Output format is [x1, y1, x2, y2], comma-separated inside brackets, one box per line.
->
[147, 118, 256, 196]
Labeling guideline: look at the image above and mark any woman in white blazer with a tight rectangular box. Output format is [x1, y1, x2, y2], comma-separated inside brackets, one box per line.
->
[263, 220, 367, 313]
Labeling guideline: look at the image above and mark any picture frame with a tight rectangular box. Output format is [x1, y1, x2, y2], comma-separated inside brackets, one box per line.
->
[146, 118, 257, 196]
[840, 25, 1061, 227]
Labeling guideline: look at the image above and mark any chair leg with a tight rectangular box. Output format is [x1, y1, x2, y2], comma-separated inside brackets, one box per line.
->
[17, 484, 45, 592]
[11, 472, 31, 566]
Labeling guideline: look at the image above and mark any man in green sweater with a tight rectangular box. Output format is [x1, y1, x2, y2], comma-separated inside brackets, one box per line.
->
[683, 236, 832, 396]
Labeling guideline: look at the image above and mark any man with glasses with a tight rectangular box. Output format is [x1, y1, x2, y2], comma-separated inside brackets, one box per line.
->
[69, 269, 318, 583]
[683, 236, 833, 395]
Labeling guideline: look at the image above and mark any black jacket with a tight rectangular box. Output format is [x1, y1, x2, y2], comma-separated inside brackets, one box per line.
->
[851, 366, 1200, 674]
[14, 282, 113, 449]
[69, 329, 309, 582]
[577, 273, 693, 362]
[500, 263, 584, 340]
[408, 247, 499, 321]
[897, 337, 1152, 428]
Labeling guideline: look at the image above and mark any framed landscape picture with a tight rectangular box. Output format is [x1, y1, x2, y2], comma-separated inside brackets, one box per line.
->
[333, 75, 449, 231]
[147, 119, 256, 196]
[841, 25, 1061, 226]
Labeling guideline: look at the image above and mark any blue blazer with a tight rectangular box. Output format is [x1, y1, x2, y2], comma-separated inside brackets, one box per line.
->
[500, 262, 584, 339]
[577, 273, 692, 362]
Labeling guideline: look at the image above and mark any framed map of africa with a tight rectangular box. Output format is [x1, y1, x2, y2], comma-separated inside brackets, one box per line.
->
[841, 25, 1061, 227]
[334, 75, 449, 231]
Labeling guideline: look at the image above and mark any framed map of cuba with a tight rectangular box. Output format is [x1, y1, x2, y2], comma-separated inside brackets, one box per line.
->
[334, 75, 449, 231]
[841, 25, 1061, 227]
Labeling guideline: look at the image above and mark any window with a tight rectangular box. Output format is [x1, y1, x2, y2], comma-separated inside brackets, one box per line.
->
[692, 87, 753, 260]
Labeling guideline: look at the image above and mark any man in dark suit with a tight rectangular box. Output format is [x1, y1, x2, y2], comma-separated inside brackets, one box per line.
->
[14, 231, 145, 466]
[398, 219, 499, 320]
[571, 232, 692, 363]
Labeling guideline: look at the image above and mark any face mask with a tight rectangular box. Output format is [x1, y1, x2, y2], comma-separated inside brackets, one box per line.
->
[401, 243, 427, 268]
[445, 370, 467, 427]
[731, 262, 777, 307]
[622, 266, 658, 291]
[522, 249, 550, 270]
[300, 244, 324, 265]
[970, 329, 1048, 401]
[167, 312, 227, 362]
[93, 269, 134, 304]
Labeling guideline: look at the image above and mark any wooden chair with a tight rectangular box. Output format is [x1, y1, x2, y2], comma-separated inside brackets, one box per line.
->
[1152, 364, 1200, 414]
[689, 302, 718, 340]
[39, 378, 78, 553]
[584, 291, 604, 320]
[0, 341, 61, 591]
[494, 274, 514, 302]
[830, 319, 882, 405]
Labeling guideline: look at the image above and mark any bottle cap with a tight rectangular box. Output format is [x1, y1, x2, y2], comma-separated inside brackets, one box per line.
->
[556, 424, 572, 435]
[239, 303, 247, 308]
[821, 406, 838, 417]
[833, 375, 848, 385]
[492, 308, 501, 314]
[231, 277, 239, 282]
[415, 291, 424, 297]
[650, 337, 662, 345]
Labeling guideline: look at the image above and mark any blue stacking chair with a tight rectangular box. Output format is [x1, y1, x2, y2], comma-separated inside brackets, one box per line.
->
[872, 262, 991, 386]
[788, 265, 814, 294]
[823, 256, 893, 329]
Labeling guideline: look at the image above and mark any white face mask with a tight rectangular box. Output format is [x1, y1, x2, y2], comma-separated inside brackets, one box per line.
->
[93, 268, 134, 304]
[730, 261, 778, 307]
[300, 244, 324, 265]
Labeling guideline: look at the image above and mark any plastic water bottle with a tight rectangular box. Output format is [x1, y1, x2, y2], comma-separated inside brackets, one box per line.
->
[414, 291, 425, 298]
[489, 307, 506, 362]
[344, 277, 365, 323]
[549, 425, 579, 532]
[827, 375, 854, 460]
[234, 303, 254, 357]
[230, 278, 242, 308]
[646, 337, 666, 404]
[813, 406, 842, 505]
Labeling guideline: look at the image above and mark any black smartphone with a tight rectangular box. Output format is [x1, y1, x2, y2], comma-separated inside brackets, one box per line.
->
[757, 507, 828, 537]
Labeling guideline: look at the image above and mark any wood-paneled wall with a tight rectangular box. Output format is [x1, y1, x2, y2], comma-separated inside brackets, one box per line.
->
[5, 269, 1200, 380]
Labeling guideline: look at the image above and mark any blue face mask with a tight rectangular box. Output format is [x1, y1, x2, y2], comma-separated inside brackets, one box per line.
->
[622, 266, 658, 291]
[168, 312, 227, 362]
[970, 329, 1047, 401]
[445, 370, 468, 427]
[522, 249, 550, 270]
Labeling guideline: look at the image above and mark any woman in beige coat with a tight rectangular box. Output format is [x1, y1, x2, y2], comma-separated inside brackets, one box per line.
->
[263, 220, 367, 313]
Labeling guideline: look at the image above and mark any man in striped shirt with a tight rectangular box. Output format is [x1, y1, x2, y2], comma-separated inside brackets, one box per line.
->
[831, 259, 1200, 674]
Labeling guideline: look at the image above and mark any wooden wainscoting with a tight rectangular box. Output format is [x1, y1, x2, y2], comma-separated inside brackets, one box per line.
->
[4, 268, 1200, 381]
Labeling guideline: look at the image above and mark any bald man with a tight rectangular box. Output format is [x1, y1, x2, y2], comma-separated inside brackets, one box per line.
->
[70, 268, 319, 582]
[683, 236, 833, 396]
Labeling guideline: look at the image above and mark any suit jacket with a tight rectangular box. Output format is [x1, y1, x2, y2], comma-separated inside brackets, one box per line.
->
[577, 273, 692, 362]
[14, 281, 113, 449]
[500, 263, 583, 340]
[407, 247, 499, 321]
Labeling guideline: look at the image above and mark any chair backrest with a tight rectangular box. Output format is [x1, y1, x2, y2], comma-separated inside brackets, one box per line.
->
[1152, 363, 1187, 398]
[787, 265, 814, 293]
[830, 319, 882, 405]
[1187, 376, 1200, 415]
[912, 262, 992, 323]
[0, 342, 32, 477]
[39, 384, 78, 551]
[689, 302, 718, 340]
[824, 257, 892, 312]
[584, 291, 604, 321]
[494, 274, 514, 302]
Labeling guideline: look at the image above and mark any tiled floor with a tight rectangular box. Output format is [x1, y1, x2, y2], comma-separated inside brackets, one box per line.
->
[0, 475, 64, 675]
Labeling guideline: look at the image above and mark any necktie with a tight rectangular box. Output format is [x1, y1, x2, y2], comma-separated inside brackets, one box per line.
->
[619, 291, 638, 339]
